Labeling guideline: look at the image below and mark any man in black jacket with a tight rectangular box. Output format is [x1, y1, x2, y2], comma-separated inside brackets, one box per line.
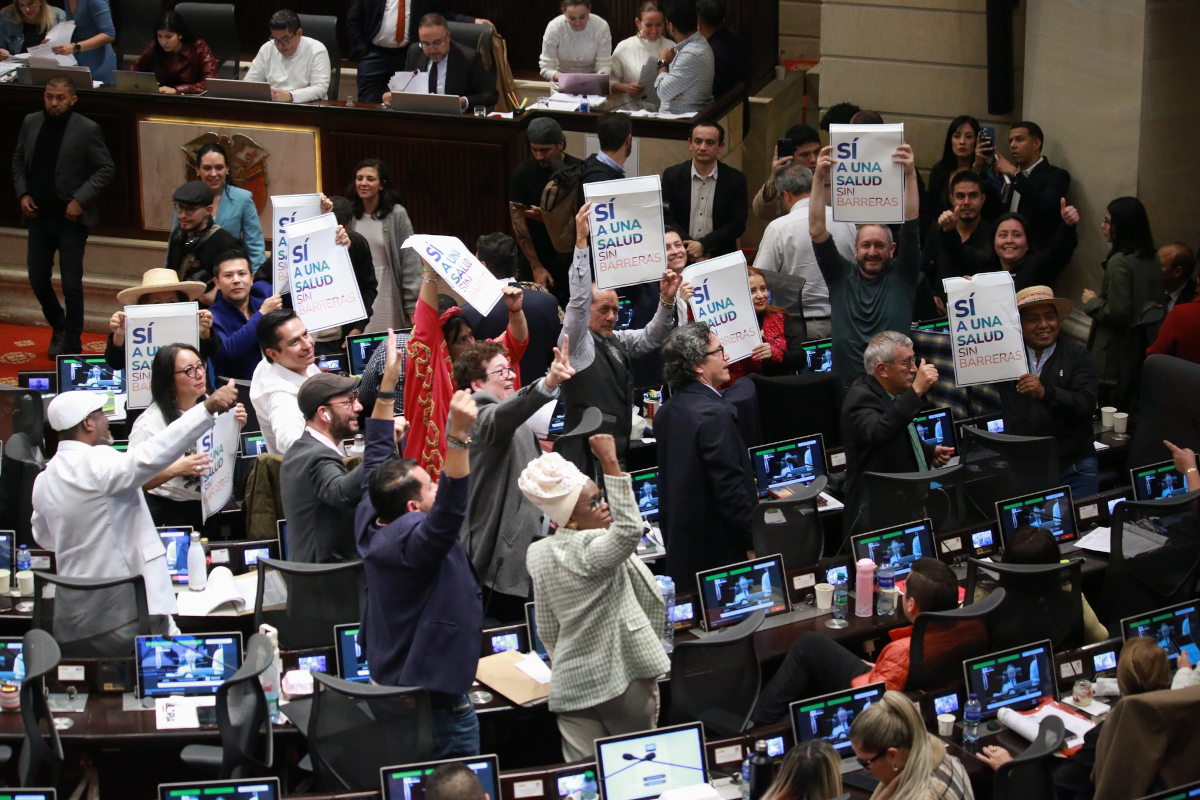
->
[656, 322, 756, 588]
[994, 121, 1071, 251]
[346, 0, 490, 104]
[166, 180, 241, 306]
[996, 286, 1099, 498]
[381, 14, 497, 112]
[661, 121, 748, 259]
[842, 330, 953, 535]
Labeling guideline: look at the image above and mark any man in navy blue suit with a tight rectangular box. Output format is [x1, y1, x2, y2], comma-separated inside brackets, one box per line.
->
[355, 329, 482, 757]
[655, 322, 756, 588]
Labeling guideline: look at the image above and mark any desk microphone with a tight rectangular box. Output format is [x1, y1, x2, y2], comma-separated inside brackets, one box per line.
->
[622, 752, 657, 762]
[608, 94, 648, 112]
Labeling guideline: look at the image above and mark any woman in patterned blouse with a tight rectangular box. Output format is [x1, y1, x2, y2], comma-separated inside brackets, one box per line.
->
[130, 11, 218, 95]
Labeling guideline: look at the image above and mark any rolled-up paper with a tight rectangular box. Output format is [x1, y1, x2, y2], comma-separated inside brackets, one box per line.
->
[997, 706, 1041, 742]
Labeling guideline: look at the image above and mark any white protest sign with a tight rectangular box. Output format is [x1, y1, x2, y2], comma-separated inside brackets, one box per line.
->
[943, 272, 1027, 386]
[583, 175, 667, 290]
[829, 123, 906, 224]
[401, 234, 504, 315]
[286, 213, 368, 333]
[124, 303, 200, 410]
[682, 252, 761, 364]
[200, 410, 239, 522]
[271, 193, 323, 294]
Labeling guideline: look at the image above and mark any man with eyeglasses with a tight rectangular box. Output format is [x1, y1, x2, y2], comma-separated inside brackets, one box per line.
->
[455, 336, 575, 623]
[243, 9, 331, 103]
[379, 13, 497, 112]
[660, 121, 747, 260]
[165, 180, 243, 307]
[655, 322, 756, 588]
[841, 331, 953, 536]
[280, 373, 370, 563]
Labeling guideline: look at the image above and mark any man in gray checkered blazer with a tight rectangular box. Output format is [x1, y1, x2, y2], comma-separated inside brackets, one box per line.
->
[523, 435, 671, 761]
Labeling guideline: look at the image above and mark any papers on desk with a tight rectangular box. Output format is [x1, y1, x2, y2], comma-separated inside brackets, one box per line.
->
[998, 701, 1095, 752]
[388, 70, 430, 94]
[155, 695, 215, 730]
[1073, 527, 1111, 554]
[1073, 524, 1169, 557]
[514, 652, 552, 685]
[624, 109, 697, 119]
[475, 649, 551, 706]
[28, 42, 77, 68]
[1094, 440, 1110, 451]
[548, 92, 606, 111]
[818, 492, 844, 513]
[174, 566, 248, 616]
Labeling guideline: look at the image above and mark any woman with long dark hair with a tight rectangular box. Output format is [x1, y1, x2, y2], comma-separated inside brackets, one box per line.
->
[940, 202, 1081, 291]
[129, 343, 245, 530]
[345, 159, 421, 331]
[130, 11, 218, 94]
[722, 266, 806, 387]
[164, 142, 266, 272]
[1081, 196, 1160, 404]
[926, 115, 999, 218]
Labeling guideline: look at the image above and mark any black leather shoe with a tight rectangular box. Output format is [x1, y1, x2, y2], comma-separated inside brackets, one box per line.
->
[47, 329, 64, 358]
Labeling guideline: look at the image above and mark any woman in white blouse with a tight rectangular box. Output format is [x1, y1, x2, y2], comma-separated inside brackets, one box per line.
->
[539, 0, 612, 92]
[609, 1, 672, 111]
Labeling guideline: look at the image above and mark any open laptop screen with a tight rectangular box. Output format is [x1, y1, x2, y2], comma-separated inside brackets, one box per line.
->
[913, 407, 955, 453]
[996, 486, 1076, 545]
[801, 339, 833, 373]
[346, 331, 390, 376]
[790, 683, 886, 758]
[696, 554, 790, 631]
[850, 519, 933, 579]
[159, 778, 279, 800]
[158, 526, 194, 585]
[1130, 460, 1190, 501]
[56, 355, 123, 394]
[1121, 601, 1200, 668]
[749, 434, 826, 499]
[962, 640, 1055, 720]
[595, 723, 707, 800]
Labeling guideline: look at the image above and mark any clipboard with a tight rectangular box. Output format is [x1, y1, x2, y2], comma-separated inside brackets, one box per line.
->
[475, 650, 550, 706]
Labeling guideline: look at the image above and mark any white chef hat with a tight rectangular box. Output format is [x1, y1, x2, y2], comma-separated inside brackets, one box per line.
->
[518, 452, 588, 527]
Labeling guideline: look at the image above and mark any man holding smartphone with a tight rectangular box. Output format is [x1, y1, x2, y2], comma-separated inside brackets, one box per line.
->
[752, 123, 822, 221]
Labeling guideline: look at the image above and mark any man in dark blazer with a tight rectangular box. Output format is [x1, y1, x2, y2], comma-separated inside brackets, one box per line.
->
[280, 373, 365, 563]
[994, 121, 1071, 252]
[842, 331, 953, 536]
[396, 14, 496, 112]
[661, 121, 748, 260]
[12, 75, 114, 357]
[347, 0, 491, 104]
[656, 322, 756, 588]
[356, 334, 481, 758]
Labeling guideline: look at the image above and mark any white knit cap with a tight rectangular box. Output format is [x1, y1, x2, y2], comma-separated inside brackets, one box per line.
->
[518, 452, 588, 527]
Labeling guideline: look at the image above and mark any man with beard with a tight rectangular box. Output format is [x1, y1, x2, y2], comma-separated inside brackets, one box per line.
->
[165, 180, 242, 306]
[250, 309, 322, 455]
[280, 373, 369, 563]
[922, 170, 994, 310]
[810, 142, 921, 387]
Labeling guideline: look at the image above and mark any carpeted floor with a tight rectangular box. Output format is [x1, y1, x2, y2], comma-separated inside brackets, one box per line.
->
[0, 323, 107, 386]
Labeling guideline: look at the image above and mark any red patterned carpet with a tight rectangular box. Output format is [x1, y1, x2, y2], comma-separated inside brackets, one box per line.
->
[0, 323, 107, 386]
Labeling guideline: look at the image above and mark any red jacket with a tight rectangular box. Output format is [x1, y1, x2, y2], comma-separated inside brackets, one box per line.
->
[851, 618, 988, 691]
[1147, 296, 1200, 364]
[131, 39, 219, 94]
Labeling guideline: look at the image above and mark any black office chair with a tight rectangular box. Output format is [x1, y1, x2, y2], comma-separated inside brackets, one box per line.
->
[114, 0, 163, 67]
[307, 672, 433, 791]
[1099, 490, 1200, 628]
[904, 588, 1004, 692]
[851, 465, 968, 541]
[1127, 355, 1200, 470]
[174, 3, 239, 79]
[964, 558, 1085, 651]
[669, 610, 764, 736]
[17, 629, 64, 788]
[254, 558, 366, 651]
[297, 14, 340, 100]
[757, 272, 808, 342]
[749, 373, 844, 449]
[31, 572, 156, 658]
[992, 715, 1067, 800]
[751, 475, 826, 570]
[445, 21, 495, 103]
[959, 427, 1059, 516]
[180, 632, 274, 779]
[553, 406, 606, 478]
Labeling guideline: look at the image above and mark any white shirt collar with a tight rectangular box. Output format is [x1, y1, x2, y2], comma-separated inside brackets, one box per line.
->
[787, 196, 811, 215]
[305, 426, 346, 456]
[261, 359, 319, 389]
[1021, 156, 1046, 177]
[691, 160, 719, 181]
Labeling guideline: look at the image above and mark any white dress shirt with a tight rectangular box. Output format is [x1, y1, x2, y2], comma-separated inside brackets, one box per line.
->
[1010, 155, 1045, 213]
[243, 36, 331, 103]
[752, 197, 857, 320]
[31, 403, 216, 617]
[250, 360, 322, 455]
[129, 402, 199, 503]
[372, 0, 412, 47]
[689, 160, 717, 242]
[305, 425, 347, 456]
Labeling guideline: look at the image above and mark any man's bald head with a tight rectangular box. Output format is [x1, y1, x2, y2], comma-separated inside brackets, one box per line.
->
[590, 284, 621, 337]
[1159, 242, 1197, 294]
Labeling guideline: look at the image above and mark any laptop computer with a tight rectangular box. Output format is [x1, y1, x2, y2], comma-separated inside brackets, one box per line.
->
[995, 486, 1079, 554]
[524, 602, 551, 665]
[553, 764, 599, 800]
[206, 78, 272, 100]
[559, 73, 610, 96]
[0, 790, 54, 800]
[158, 525, 195, 585]
[1120, 600, 1200, 671]
[17, 64, 90, 86]
[695, 554, 791, 632]
[135, 633, 243, 699]
[481, 623, 528, 657]
[110, 439, 129, 452]
[334, 623, 370, 683]
[912, 318, 951, 333]
[546, 399, 567, 437]
[595, 722, 707, 800]
[389, 92, 466, 115]
[630, 468, 660, 525]
[790, 683, 887, 774]
[113, 69, 158, 93]
[913, 406, 957, 464]
[346, 331, 391, 376]
[748, 434, 826, 500]
[961, 639, 1055, 720]
[801, 339, 833, 373]
[1130, 460, 1190, 501]
[18, 369, 56, 393]
[849, 518, 935, 582]
[381, 755, 500, 800]
[158, 777, 279, 800]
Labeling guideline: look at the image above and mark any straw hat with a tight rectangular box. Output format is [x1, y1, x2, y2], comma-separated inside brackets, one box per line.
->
[1015, 285, 1073, 320]
[116, 269, 207, 306]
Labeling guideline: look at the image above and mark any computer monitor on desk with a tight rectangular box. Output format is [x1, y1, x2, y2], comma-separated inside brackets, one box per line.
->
[240, 431, 268, 458]
[381, 755, 500, 800]
[850, 519, 934, 580]
[996, 486, 1078, 551]
[0, 638, 24, 682]
[56, 355, 123, 394]
[158, 777, 279, 800]
[801, 339, 833, 373]
[962, 639, 1055, 720]
[346, 331, 392, 376]
[1120, 600, 1200, 670]
[630, 468, 660, 524]
[595, 722, 707, 800]
[748, 434, 826, 499]
[334, 623, 370, 683]
[696, 554, 790, 632]
[790, 683, 886, 774]
[158, 526, 195, 585]
[913, 407, 956, 457]
[1130, 460, 1190, 501]
[136, 633, 243, 699]
[0, 530, 12, 573]
[1135, 778, 1200, 800]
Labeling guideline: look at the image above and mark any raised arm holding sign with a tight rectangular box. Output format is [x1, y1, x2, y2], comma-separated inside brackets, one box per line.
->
[582, 175, 667, 290]
[284, 213, 368, 334]
[828, 123, 906, 224]
[124, 303, 200, 409]
[681, 252, 761, 364]
[943, 271, 1027, 386]
[401, 234, 505, 316]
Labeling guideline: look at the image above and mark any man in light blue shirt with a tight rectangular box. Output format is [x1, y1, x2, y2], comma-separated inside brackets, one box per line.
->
[655, 1, 714, 115]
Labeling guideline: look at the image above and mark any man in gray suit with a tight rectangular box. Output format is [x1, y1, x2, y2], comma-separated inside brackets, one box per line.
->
[280, 372, 368, 563]
[12, 75, 114, 357]
[455, 332, 574, 623]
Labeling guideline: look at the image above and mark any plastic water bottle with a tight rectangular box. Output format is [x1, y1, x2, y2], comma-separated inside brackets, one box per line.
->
[832, 576, 849, 622]
[186, 532, 207, 591]
[16, 546, 30, 573]
[655, 575, 675, 653]
[259, 624, 282, 724]
[740, 748, 752, 800]
[749, 740, 773, 800]
[963, 693, 981, 743]
[855, 558, 875, 617]
[876, 563, 896, 617]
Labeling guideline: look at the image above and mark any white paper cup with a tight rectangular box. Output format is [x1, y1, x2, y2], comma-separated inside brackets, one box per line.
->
[815, 583, 834, 611]
[16, 570, 33, 597]
[775, 65, 787, 81]
[1113, 412, 1129, 434]
[0, 569, 10, 594]
[1100, 406, 1116, 429]
[937, 713, 956, 737]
